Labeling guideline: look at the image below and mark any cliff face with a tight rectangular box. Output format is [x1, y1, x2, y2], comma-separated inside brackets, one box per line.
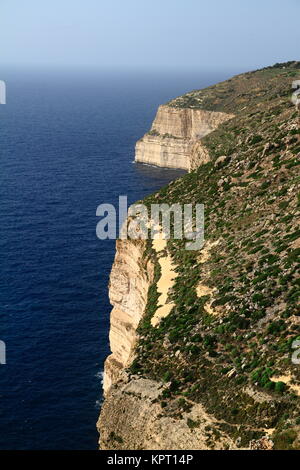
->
[135, 105, 234, 170]
[102, 239, 154, 395]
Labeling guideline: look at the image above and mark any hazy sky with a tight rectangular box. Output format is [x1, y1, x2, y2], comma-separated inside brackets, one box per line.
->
[1, 0, 299, 70]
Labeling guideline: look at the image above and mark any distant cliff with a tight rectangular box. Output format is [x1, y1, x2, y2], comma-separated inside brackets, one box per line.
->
[99, 62, 300, 450]
[135, 105, 234, 170]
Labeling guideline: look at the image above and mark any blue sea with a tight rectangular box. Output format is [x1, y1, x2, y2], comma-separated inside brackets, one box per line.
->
[0, 68, 233, 449]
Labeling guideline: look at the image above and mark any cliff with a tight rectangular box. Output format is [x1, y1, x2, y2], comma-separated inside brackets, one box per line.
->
[98, 62, 300, 450]
[135, 105, 234, 170]
[102, 239, 154, 395]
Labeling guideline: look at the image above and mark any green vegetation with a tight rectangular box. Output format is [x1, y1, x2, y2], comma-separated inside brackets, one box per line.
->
[129, 62, 300, 449]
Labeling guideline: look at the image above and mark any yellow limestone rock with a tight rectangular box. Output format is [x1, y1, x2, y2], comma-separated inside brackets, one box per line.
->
[196, 240, 221, 316]
[102, 240, 154, 395]
[151, 232, 178, 327]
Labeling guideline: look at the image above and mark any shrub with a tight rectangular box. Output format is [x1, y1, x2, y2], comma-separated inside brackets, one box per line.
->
[109, 432, 124, 444]
[187, 418, 199, 429]
[264, 381, 275, 391]
[250, 135, 263, 145]
[163, 371, 173, 382]
[273, 429, 297, 450]
[267, 320, 286, 335]
[274, 381, 286, 393]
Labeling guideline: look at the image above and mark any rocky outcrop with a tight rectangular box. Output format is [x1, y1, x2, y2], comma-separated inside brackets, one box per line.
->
[135, 105, 234, 170]
[98, 376, 237, 450]
[102, 239, 154, 395]
[189, 140, 212, 171]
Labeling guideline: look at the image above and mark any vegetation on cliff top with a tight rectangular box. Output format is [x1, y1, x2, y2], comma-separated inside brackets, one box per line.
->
[129, 62, 300, 449]
[167, 61, 300, 112]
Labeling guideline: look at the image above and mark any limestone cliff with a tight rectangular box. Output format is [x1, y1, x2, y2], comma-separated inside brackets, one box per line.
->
[102, 239, 154, 395]
[135, 105, 234, 170]
[99, 63, 300, 451]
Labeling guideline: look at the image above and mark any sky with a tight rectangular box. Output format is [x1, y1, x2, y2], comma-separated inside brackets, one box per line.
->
[0, 0, 299, 71]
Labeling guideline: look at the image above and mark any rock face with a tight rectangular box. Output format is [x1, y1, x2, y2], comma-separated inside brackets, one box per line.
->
[102, 239, 154, 395]
[135, 105, 234, 170]
[98, 376, 237, 450]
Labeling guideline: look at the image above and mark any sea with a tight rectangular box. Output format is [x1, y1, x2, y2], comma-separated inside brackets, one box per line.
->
[0, 67, 234, 449]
